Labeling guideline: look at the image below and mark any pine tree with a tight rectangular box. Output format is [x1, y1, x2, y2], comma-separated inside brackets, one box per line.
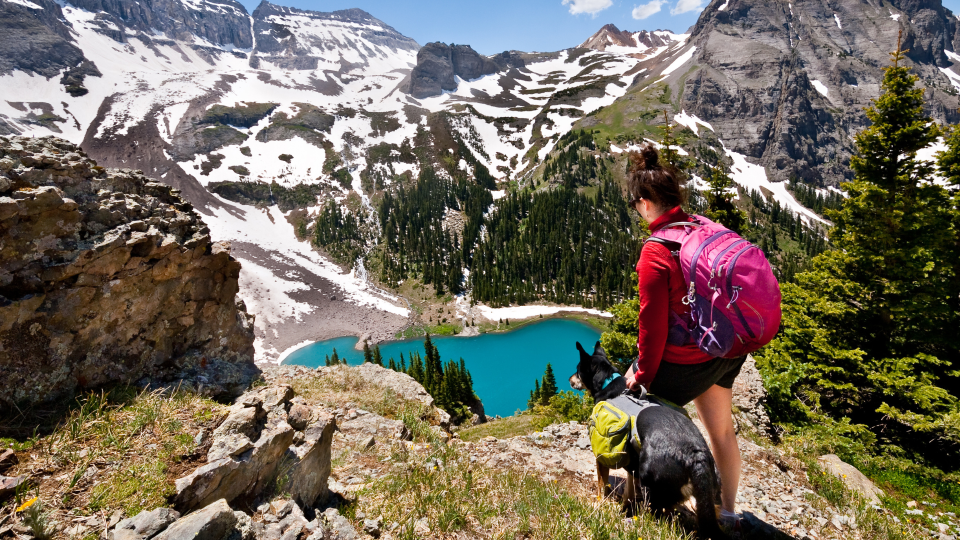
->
[373, 345, 384, 367]
[529, 379, 542, 408]
[753, 35, 960, 465]
[540, 363, 559, 405]
[705, 164, 746, 234]
[362, 340, 373, 364]
[330, 348, 340, 365]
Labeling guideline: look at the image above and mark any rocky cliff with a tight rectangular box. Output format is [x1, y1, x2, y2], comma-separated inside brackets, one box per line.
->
[404, 42, 512, 99]
[0, 135, 257, 409]
[678, 0, 960, 184]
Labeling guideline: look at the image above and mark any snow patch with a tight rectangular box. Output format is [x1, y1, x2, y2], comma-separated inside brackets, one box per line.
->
[660, 46, 697, 78]
[834, 13, 842, 29]
[476, 305, 612, 321]
[722, 144, 828, 225]
[939, 67, 960, 91]
[7, 0, 42, 8]
[673, 109, 714, 136]
[810, 80, 829, 97]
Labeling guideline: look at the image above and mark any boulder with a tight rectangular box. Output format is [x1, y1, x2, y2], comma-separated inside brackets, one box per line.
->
[0, 449, 16, 473]
[0, 136, 257, 411]
[153, 499, 237, 540]
[0, 475, 26, 499]
[175, 383, 336, 511]
[174, 423, 295, 511]
[286, 410, 336, 507]
[816, 454, 884, 503]
[111, 508, 180, 540]
[321, 508, 359, 540]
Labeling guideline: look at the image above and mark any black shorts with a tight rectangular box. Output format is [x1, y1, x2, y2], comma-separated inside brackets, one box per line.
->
[649, 355, 747, 407]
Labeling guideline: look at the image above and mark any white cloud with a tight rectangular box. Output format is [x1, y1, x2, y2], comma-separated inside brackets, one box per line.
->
[632, 0, 666, 19]
[671, 0, 705, 15]
[562, 0, 613, 16]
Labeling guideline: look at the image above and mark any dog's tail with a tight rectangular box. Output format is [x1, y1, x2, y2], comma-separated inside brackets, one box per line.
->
[690, 450, 726, 540]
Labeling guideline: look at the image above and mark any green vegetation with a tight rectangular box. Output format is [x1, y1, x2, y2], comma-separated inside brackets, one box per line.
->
[527, 364, 558, 407]
[0, 388, 224, 520]
[313, 200, 366, 265]
[359, 442, 687, 540]
[377, 168, 492, 295]
[753, 44, 960, 472]
[704, 164, 746, 233]
[373, 334, 481, 423]
[199, 102, 278, 128]
[208, 180, 323, 211]
[457, 415, 547, 441]
[471, 177, 640, 309]
[228, 165, 250, 176]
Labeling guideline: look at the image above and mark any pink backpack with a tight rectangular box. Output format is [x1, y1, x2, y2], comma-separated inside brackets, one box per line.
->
[646, 215, 782, 358]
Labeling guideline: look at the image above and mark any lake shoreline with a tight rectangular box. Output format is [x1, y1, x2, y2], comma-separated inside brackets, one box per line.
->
[281, 318, 604, 417]
[277, 310, 612, 364]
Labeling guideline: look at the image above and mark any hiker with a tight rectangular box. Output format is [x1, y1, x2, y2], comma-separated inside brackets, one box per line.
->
[624, 142, 747, 534]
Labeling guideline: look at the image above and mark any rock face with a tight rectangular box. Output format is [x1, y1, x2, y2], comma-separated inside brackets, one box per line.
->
[0, 135, 257, 409]
[67, 0, 252, 50]
[678, 0, 960, 184]
[174, 383, 336, 512]
[251, 2, 419, 71]
[0, 0, 87, 78]
[407, 42, 503, 99]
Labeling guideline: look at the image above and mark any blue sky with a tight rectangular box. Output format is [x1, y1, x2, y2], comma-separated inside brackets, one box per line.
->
[240, 0, 960, 56]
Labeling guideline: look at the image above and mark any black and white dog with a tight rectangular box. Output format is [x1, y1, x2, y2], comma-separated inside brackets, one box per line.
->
[570, 341, 725, 539]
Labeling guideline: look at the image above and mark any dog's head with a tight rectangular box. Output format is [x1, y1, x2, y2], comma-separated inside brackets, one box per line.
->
[569, 341, 619, 398]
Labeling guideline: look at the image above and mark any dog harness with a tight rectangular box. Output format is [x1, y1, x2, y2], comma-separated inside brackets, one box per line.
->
[588, 392, 662, 469]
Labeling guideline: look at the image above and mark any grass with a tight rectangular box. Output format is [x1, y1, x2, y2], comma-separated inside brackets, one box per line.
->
[357, 442, 691, 539]
[1, 387, 226, 521]
[290, 366, 441, 439]
[457, 415, 548, 442]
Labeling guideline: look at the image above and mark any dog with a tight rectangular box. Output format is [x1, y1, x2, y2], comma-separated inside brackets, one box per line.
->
[570, 341, 725, 539]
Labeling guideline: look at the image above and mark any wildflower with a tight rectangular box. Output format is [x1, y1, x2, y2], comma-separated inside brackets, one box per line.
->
[16, 497, 38, 513]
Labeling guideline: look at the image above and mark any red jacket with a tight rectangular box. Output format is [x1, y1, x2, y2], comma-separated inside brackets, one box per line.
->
[633, 206, 712, 388]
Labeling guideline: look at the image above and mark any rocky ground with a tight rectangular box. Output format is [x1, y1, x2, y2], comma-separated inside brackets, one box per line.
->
[0, 361, 934, 540]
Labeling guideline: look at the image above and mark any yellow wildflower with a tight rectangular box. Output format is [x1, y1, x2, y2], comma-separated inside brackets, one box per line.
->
[16, 497, 38, 513]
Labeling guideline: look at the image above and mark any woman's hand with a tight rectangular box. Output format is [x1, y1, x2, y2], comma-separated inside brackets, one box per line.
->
[625, 376, 644, 392]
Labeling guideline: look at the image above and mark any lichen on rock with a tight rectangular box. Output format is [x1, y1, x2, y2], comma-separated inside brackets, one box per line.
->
[0, 135, 258, 409]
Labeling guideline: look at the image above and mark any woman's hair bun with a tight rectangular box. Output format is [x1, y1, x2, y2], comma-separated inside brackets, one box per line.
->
[639, 142, 659, 169]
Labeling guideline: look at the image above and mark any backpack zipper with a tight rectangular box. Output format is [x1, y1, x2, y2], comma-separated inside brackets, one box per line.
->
[688, 230, 736, 300]
[726, 245, 757, 339]
[710, 239, 748, 281]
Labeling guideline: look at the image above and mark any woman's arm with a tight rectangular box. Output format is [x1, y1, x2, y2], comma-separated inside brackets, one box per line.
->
[632, 242, 673, 388]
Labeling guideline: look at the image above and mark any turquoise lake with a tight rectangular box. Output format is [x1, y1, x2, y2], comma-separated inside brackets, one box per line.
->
[283, 319, 602, 417]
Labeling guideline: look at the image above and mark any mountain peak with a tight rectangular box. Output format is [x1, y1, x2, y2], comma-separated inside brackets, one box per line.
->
[578, 25, 682, 52]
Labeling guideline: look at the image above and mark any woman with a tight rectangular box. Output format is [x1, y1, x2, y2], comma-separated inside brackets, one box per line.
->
[623, 143, 745, 534]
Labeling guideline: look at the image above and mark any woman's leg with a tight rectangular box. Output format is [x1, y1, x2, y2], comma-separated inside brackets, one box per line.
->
[693, 384, 740, 513]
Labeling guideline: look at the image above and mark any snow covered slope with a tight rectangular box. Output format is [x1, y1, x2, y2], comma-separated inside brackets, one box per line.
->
[0, 0, 696, 362]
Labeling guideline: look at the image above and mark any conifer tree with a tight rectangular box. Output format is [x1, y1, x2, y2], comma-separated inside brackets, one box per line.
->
[705, 164, 746, 234]
[754, 35, 960, 464]
[362, 340, 373, 364]
[373, 345, 384, 367]
[529, 380, 541, 408]
[330, 348, 340, 365]
[325, 354, 331, 367]
[540, 363, 559, 405]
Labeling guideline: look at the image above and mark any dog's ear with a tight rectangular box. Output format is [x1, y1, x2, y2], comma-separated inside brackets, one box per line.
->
[576, 342, 587, 357]
[592, 341, 605, 357]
